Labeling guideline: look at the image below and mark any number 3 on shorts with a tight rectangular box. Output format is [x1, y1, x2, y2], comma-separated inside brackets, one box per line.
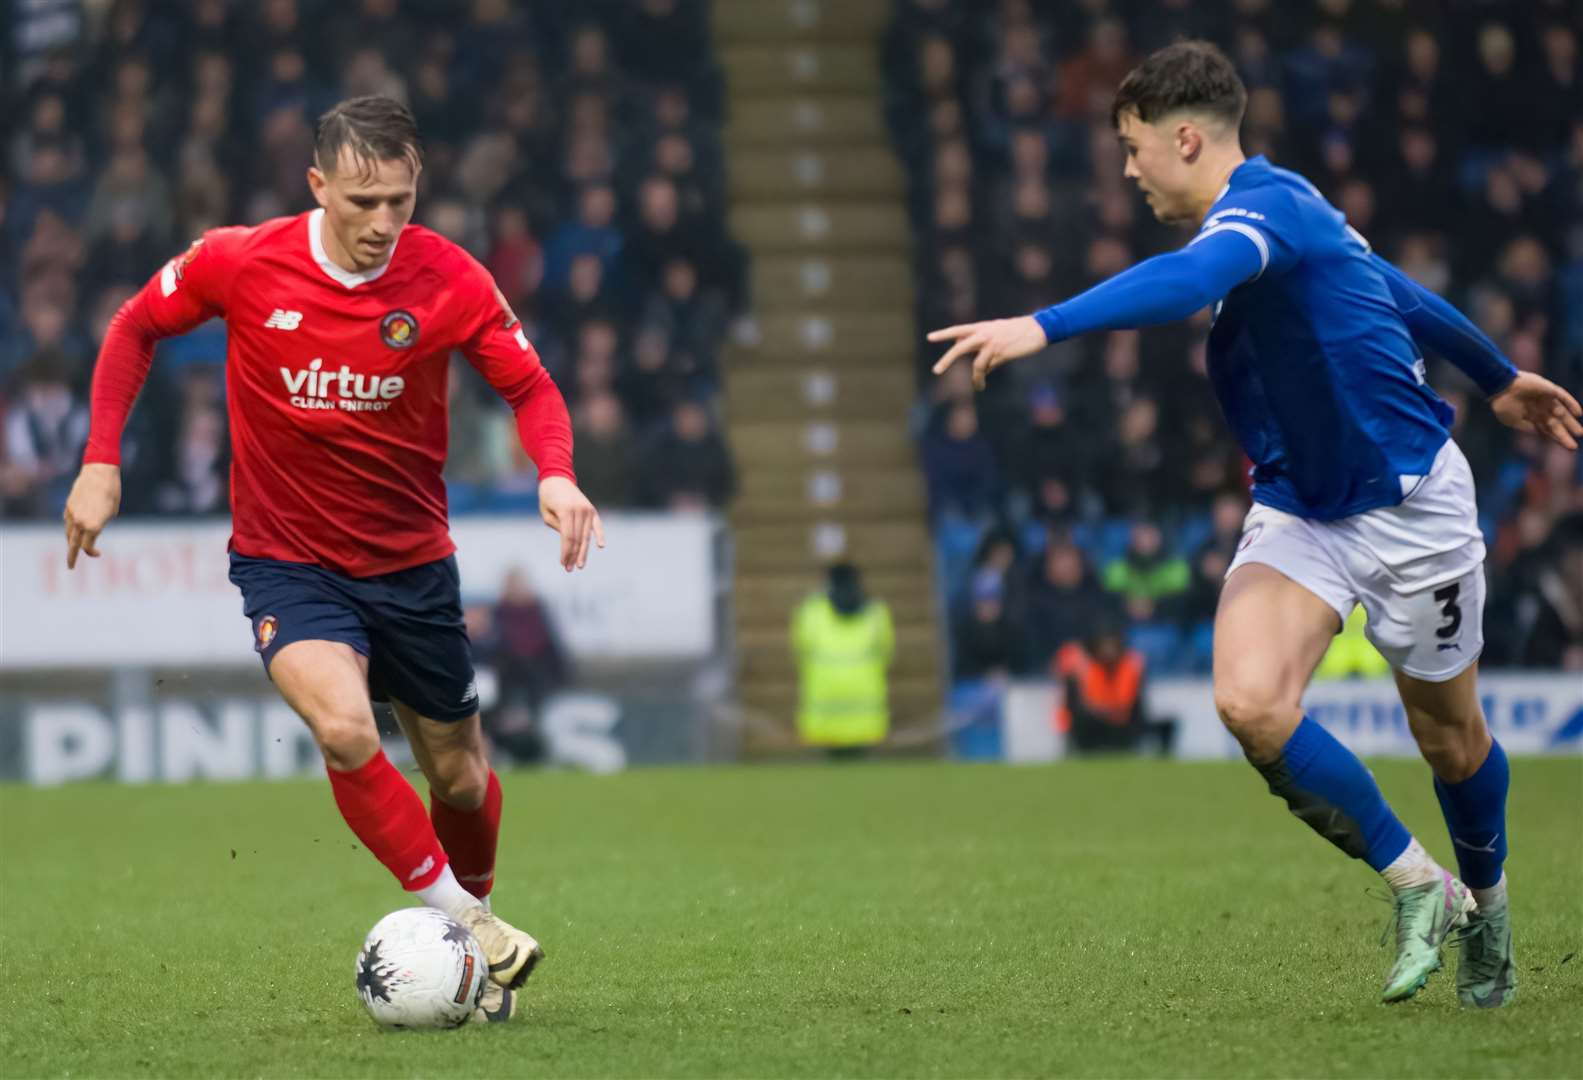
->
[1433, 582, 1462, 640]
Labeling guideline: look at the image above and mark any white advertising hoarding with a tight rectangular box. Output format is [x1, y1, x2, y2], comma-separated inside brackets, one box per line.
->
[0, 514, 717, 668]
[996, 673, 1582, 762]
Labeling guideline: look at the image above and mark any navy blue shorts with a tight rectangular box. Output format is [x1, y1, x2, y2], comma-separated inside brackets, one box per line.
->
[228, 552, 479, 722]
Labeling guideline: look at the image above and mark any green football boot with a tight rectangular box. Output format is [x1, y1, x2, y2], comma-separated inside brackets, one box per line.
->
[1381, 870, 1476, 1003]
[1455, 900, 1517, 1008]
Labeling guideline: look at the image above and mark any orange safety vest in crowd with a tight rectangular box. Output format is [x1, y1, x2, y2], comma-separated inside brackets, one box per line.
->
[1053, 642, 1145, 733]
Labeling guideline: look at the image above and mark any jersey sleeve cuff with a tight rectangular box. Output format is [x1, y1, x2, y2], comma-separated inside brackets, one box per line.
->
[1481, 366, 1519, 399]
[81, 445, 121, 467]
[1033, 306, 1067, 345]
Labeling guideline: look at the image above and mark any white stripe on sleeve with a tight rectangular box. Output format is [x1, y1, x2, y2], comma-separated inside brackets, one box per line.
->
[1190, 222, 1270, 279]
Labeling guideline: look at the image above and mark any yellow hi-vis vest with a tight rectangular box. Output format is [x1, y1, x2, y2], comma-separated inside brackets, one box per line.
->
[791, 595, 895, 747]
[1315, 604, 1390, 680]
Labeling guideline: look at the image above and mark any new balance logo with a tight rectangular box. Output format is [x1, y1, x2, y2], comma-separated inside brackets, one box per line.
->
[264, 309, 303, 330]
[1437, 642, 1462, 652]
[406, 855, 436, 882]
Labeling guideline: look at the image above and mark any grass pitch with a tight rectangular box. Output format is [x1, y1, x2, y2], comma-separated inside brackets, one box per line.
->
[1, 757, 1579, 1078]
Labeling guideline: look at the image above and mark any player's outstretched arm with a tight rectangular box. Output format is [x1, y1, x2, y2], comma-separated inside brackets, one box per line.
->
[929, 230, 1262, 389]
[1370, 254, 1520, 399]
[66, 234, 230, 569]
[1490, 372, 1583, 451]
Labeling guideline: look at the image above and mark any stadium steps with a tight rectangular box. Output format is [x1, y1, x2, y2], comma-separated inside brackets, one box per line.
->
[726, 368, 913, 420]
[733, 466, 926, 525]
[729, 203, 910, 253]
[728, 147, 904, 199]
[749, 254, 912, 308]
[715, 0, 890, 42]
[730, 420, 917, 470]
[717, 0, 943, 748]
[720, 45, 882, 94]
[726, 95, 887, 147]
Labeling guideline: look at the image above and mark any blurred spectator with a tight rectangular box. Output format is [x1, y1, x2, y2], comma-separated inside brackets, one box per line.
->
[1516, 514, 1583, 670]
[1056, 621, 1174, 755]
[1102, 522, 1190, 623]
[791, 563, 895, 757]
[1183, 491, 1250, 625]
[1024, 535, 1109, 670]
[490, 568, 569, 712]
[570, 390, 636, 507]
[952, 569, 1023, 679]
[634, 398, 735, 511]
[1313, 606, 1390, 680]
[1, 351, 88, 517]
[922, 399, 1000, 522]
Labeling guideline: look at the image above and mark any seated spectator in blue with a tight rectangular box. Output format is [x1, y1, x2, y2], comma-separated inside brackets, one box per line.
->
[1017, 382, 1086, 524]
[543, 183, 623, 292]
[634, 398, 735, 511]
[1055, 620, 1174, 756]
[952, 569, 1023, 680]
[1183, 490, 1251, 625]
[922, 399, 1001, 523]
[1025, 535, 1109, 671]
[1101, 521, 1190, 623]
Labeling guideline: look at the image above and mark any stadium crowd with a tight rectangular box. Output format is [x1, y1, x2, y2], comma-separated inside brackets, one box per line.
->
[885, 0, 1583, 677]
[2, 0, 741, 522]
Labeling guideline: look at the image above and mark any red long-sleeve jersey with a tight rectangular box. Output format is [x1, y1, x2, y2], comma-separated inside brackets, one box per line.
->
[85, 210, 575, 577]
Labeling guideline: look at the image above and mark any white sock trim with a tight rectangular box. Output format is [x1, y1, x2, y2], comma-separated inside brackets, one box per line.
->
[1381, 837, 1442, 893]
[1470, 873, 1508, 911]
[414, 863, 482, 920]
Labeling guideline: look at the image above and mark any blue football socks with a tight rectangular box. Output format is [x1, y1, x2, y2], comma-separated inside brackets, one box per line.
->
[1433, 738, 1509, 891]
[1254, 716, 1412, 871]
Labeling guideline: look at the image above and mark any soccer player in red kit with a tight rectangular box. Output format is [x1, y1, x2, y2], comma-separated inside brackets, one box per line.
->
[61, 97, 596, 1023]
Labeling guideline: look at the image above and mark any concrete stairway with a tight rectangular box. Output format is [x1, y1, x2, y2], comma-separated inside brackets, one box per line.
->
[714, 0, 943, 746]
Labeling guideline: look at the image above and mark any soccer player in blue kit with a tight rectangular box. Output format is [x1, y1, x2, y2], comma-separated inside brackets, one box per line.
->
[930, 41, 1580, 1006]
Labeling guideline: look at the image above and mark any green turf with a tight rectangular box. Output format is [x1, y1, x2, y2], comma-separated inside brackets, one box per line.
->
[2, 757, 1580, 1078]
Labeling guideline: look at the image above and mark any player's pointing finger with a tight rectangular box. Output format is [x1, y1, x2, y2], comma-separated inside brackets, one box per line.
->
[925, 324, 973, 344]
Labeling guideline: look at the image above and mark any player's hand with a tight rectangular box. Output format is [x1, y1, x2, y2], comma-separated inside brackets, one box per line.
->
[928, 316, 1048, 390]
[63, 463, 121, 569]
[538, 475, 605, 572]
[1490, 372, 1583, 450]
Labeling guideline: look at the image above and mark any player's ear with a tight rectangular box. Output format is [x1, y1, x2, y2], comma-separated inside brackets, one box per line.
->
[307, 166, 330, 209]
[1177, 121, 1202, 164]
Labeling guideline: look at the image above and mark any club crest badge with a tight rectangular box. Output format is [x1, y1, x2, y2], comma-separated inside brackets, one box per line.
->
[380, 310, 419, 349]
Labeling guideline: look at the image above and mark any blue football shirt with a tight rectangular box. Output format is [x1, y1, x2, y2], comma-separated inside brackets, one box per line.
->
[1196, 156, 1454, 519]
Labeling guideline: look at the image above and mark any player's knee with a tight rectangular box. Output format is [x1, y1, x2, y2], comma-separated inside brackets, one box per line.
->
[1214, 682, 1292, 754]
[312, 712, 380, 771]
[431, 753, 488, 811]
[1412, 719, 1487, 783]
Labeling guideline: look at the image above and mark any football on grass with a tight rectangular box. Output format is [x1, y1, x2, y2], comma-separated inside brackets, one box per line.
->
[355, 908, 487, 1029]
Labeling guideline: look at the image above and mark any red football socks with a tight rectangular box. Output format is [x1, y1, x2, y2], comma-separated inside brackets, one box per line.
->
[430, 770, 502, 900]
[326, 750, 448, 891]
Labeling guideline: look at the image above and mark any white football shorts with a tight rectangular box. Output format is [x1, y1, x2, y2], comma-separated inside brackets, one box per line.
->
[1227, 438, 1486, 682]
